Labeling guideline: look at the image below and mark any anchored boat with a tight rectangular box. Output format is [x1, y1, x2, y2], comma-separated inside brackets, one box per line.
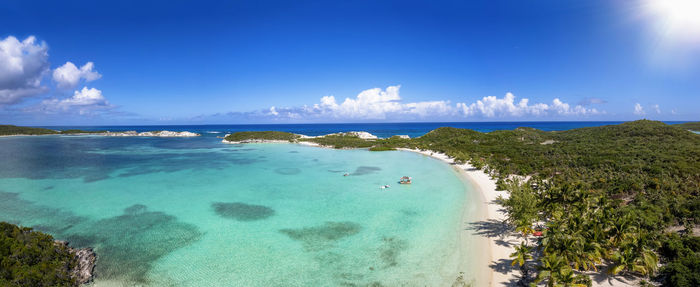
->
[399, 176, 412, 184]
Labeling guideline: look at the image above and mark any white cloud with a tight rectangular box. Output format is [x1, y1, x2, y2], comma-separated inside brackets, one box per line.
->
[61, 87, 107, 106]
[261, 86, 601, 121]
[652, 104, 661, 114]
[0, 36, 49, 105]
[38, 87, 111, 115]
[634, 103, 645, 115]
[53, 61, 101, 88]
[457, 93, 598, 118]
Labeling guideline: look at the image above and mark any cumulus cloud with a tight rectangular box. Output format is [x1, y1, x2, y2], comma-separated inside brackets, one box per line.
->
[652, 104, 661, 114]
[38, 87, 111, 115]
[261, 86, 601, 121]
[634, 103, 645, 115]
[0, 36, 49, 105]
[456, 93, 598, 118]
[53, 61, 101, 88]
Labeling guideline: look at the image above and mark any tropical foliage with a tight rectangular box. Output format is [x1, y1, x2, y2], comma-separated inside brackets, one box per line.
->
[224, 131, 300, 142]
[673, 121, 700, 132]
[0, 125, 58, 135]
[406, 120, 698, 285]
[0, 222, 79, 287]
[0, 125, 98, 136]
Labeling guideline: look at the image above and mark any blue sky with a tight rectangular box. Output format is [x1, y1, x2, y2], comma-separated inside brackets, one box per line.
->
[1, 0, 699, 125]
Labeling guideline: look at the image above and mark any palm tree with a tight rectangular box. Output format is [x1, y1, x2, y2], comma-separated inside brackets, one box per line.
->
[557, 266, 591, 287]
[511, 242, 533, 285]
[511, 242, 533, 267]
[608, 246, 658, 276]
[533, 254, 566, 287]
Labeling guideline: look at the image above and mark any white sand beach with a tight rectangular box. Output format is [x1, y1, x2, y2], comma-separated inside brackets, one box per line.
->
[397, 148, 645, 287]
[397, 148, 520, 287]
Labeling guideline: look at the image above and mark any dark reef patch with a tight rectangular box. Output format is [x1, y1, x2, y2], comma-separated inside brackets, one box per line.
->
[212, 202, 275, 221]
[327, 169, 345, 173]
[65, 204, 203, 284]
[289, 151, 299, 153]
[378, 236, 408, 268]
[0, 136, 258, 181]
[400, 209, 419, 217]
[0, 191, 87, 234]
[280, 221, 361, 251]
[274, 167, 301, 175]
[351, 166, 381, 176]
[0, 194, 202, 285]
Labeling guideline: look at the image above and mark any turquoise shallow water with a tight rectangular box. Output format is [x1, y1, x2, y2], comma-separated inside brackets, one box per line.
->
[0, 135, 483, 286]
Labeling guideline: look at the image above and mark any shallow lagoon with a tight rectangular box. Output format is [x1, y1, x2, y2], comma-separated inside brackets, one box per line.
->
[0, 135, 483, 286]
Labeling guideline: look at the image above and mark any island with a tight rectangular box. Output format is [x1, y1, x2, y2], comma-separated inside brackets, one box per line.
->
[0, 125, 200, 137]
[223, 120, 700, 286]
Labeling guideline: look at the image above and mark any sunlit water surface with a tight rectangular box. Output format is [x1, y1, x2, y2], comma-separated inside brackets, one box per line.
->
[0, 135, 483, 286]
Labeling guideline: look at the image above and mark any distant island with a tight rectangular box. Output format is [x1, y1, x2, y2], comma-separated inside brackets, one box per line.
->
[0, 125, 199, 137]
[673, 122, 700, 132]
[224, 120, 700, 286]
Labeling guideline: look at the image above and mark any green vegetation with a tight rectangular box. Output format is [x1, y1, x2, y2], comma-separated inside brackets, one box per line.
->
[224, 131, 299, 142]
[0, 125, 100, 136]
[406, 120, 699, 285]
[657, 233, 700, 287]
[0, 222, 78, 287]
[0, 125, 58, 136]
[301, 134, 376, 149]
[301, 133, 410, 150]
[368, 145, 396, 151]
[673, 121, 700, 131]
[232, 120, 699, 285]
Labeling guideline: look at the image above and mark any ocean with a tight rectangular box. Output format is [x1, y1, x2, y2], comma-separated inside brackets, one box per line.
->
[36, 121, 688, 138]
[0, 121, 688, 286]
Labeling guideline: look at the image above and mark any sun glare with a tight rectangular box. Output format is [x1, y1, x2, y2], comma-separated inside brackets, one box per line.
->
[643, 0, 700, 43]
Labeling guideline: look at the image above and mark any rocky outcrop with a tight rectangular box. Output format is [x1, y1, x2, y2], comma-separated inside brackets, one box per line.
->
[102, 130, 200, 137]
[324, 131, 378, 139]
[55, 240, 97, 285]
[71, 247, 97, 284]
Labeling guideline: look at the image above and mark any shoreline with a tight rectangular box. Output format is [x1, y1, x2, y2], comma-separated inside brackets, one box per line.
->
[224, 139, 518, 285]
[396, 148, 519, 287]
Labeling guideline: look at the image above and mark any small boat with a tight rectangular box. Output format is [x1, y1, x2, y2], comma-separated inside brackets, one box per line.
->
[343, 173, 349, 176]
[380, 185, 391, 189]
[399, 176, 412, 184]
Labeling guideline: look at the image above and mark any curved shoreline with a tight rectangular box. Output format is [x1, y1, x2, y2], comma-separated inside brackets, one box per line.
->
[396, 148, 518, 287]
[221, 137, 519, 285]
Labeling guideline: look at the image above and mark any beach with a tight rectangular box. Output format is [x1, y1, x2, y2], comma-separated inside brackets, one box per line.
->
[397, 148, 520, 287]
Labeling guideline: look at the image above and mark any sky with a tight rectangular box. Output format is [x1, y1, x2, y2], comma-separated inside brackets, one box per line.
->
[1, 0, 699, 125]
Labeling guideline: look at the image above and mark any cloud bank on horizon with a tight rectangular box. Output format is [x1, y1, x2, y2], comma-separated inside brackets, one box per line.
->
[260, 85, 601, 122]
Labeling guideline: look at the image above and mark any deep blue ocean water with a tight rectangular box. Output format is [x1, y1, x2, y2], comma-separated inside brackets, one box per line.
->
[37, 121, 688, 138]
